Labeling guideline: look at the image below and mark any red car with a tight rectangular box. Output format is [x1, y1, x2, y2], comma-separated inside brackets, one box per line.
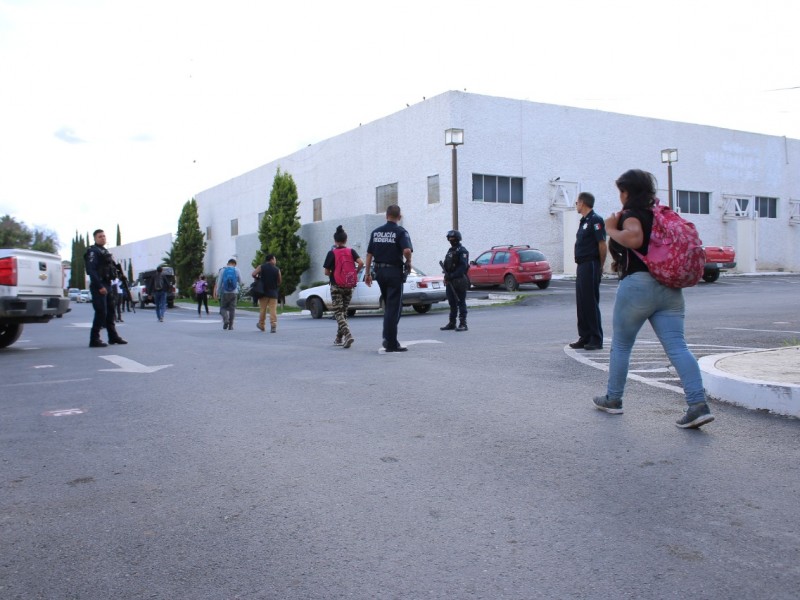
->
[702, 245, 736, 283]
[468, 245, 552, 291]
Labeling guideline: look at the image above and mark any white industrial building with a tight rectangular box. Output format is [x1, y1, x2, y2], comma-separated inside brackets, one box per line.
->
[129, 90, 800, 289]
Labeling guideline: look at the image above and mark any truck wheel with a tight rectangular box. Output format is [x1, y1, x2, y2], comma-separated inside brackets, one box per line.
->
[412, 304, 431, 314]
[703, 270, 720, 283]
[0, 322, 23, 349]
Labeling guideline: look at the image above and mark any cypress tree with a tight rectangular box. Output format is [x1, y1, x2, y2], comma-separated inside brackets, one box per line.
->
[171, 198, 206, 297]
[255, 168, 310, 300]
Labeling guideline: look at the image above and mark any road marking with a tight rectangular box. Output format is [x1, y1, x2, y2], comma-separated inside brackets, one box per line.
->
[42, 408, 86, 417]
[716, 327, 800, 334]
[33, 365, 55, 369]
[1, 378, 93, 388]
[99, 355, 172, 373]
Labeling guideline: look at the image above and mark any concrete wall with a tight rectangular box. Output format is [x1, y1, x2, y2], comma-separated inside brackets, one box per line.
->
[191, 91, 799, 277]
[111, 233, 173, 284]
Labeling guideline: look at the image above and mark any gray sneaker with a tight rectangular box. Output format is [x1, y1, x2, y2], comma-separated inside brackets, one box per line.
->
[676, 403, 714, 429]
[333, 337, 343, 346]
[342, 334, 354, 349]
[593, 395, 623, 414]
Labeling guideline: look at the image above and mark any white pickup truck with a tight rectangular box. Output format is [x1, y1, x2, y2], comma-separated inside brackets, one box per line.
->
[0, 249, 71, 348]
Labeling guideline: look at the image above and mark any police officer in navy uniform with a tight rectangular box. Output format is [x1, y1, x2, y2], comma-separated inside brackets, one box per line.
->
[571, 192, 607, 350]
[364, 204, 413, 352]
[440, 230, 470, 332]
[86, 229, 128, 348]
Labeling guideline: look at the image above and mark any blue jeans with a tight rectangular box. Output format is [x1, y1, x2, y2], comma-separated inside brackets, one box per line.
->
[607, 272, 705, 406]
[154, 291, 167, 320]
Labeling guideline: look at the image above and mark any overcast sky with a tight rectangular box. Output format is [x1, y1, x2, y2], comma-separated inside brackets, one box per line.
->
[1, 0, 797, 254]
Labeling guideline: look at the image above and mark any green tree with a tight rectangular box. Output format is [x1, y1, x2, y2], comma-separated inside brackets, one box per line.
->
[116, 224, 122, 246]
[254, 168, 310, 300]
[69, 231, 87, 289]
[171, 198, 206, 297]
[0, 214, 58, 252]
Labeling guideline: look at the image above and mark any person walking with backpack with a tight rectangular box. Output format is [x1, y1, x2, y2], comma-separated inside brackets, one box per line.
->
[214, 258, 242, 330]
[194, 274, 209, 317]
[149, 266, 172, 323]
[251, 254, 282, 333]
[592, 169, 714, 429]
[323, 226, 364, 348]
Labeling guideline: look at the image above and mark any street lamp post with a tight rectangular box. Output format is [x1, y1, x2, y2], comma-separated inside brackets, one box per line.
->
[445, 128, 464, 230]
[660, 148, 678, 210]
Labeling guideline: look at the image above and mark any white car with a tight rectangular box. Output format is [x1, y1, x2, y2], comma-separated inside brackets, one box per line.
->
[297, 267, 446, 319]
[78, 289, 91, 303]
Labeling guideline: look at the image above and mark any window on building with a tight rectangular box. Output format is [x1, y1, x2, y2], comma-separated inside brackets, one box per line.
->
[473, 174, 523, 204]
[677, 190, 710, 214]
[376, 182, 398, 213]
[258, 211, 266, 227]
[313, 198, 322, 222]
[230, 219, 238, 237]
[755, 196, 778, 219]
[427, 175, 440, 204]
[206, 226, 212, 241]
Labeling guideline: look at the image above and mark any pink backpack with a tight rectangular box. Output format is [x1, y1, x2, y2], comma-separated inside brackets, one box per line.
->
[633, 200, 705, 289]
[332, 247, 358, 288]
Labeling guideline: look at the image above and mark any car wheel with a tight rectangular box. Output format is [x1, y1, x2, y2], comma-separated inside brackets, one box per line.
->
[0, 322, 23, 349]
[536, 279, 551, 290]
[139, 300, 147, 309]
[412, 303, 431, 314]
[308, 296, 325, 319]
[167, 301, 174, 308]
[347, 308, 356, 317]
[504, 274, 519, 292]
[702, 270, 720, 283]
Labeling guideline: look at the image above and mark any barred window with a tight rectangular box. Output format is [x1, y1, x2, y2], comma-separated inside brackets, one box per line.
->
[755, 196, 778, 219]
[230, 219, 238, 237]
[677, 191, 710, 214]
[206, 226, 212, 241]
[427, 175, 440, 204]
[473, 174, 523, 204]
[376, 182, 398, 213]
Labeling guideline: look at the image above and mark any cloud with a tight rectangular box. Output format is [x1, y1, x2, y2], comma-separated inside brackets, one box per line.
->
[54, 127, 86, 144]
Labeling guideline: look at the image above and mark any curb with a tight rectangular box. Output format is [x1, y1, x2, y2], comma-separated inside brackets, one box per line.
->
[699, 351, 800, 418]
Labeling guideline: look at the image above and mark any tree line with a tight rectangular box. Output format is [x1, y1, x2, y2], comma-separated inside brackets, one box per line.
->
[64, 167, 309, 299]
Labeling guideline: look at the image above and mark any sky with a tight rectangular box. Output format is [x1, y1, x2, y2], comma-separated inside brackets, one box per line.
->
[1, 0, 798, 255]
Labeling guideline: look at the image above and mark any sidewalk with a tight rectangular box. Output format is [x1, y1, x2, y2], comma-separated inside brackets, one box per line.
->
[699, 346, 800, 418]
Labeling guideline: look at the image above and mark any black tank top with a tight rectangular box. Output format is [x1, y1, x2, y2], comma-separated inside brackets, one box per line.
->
[609, 207, 653, 279]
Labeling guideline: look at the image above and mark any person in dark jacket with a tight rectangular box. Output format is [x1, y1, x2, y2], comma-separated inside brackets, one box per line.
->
[571, 192, 607, 350]
[251, 255, 282, 333]
[364, 204, 413, 352]
[85, 229, 127, 348]
[440, 229, 470, 331]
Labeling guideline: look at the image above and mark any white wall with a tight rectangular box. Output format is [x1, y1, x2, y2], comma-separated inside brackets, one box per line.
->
[195, 91, 800, 277]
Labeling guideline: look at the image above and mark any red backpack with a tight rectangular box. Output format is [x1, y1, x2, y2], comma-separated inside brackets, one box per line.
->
[332, 247, 358, 288]
[633, 200, 705, 289]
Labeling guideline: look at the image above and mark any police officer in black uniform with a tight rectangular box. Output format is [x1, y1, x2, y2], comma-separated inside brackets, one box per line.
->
[571, 192, 607, 350]
[85, 229, 127, 348]
[440, 230, 470, 331]
[365, 204, 413, 352]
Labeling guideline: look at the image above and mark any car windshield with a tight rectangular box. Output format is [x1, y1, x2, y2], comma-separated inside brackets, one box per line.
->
[518, 250, 546, 262]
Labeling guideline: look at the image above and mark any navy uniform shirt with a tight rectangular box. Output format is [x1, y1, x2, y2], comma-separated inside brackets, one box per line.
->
[575, 210, 606, 263]
[367, 221, 413, 266]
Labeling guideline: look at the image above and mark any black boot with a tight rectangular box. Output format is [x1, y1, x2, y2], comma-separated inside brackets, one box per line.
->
[440, 321, 456, 331]
[456, 319, 468, 332]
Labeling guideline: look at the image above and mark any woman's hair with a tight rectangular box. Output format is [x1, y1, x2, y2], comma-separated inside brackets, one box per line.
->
[616, 169, 657, 210]
[333, 225, 347, 243]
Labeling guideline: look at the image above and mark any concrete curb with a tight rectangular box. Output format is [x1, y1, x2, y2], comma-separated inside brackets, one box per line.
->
[699, 350, 800, 418]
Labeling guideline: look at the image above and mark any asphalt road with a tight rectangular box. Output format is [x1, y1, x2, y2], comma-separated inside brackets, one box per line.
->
[2, 275, 799, 599]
